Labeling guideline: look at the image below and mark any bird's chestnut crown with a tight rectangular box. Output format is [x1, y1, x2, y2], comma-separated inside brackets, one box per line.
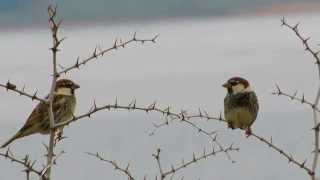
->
[55, 79, 80, 90]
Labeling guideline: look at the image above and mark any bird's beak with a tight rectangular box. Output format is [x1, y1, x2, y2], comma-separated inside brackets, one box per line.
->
[72, 83, 80, 89]
[222, 82, 230, 88]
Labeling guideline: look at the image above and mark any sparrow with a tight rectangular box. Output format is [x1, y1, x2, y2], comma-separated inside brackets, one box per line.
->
[223, 77, 259, 135]
[1, 79, 79, 148]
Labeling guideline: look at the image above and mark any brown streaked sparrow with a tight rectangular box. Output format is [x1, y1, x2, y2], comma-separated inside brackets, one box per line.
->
[1, 79, 79, 148]
[223, 77, 259, 135]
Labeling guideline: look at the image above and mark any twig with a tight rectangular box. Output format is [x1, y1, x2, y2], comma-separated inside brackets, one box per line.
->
[281, 17, 319, 179]
[45, 5, 61, 179]
[250, 132, 314, 175]
[86, 152, 136, 180]
[54, 100, 233, 158]
[281, 17, 320, 66]
[0, 82, 46, 102]
[58, 33, 159, 75]
[272, 84, 320, 113]
[153, 148, 165, 180]
[0, 148, 42, 177]
[154, 145, 238, 180]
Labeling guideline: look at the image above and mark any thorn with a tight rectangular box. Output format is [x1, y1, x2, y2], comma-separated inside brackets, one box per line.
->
[275, 84, 281, 95]
[152, 34, 159, 43]
[6, 81, 16, 90]
[125, 163, 130, 171]
[115, 97, 118, 108]
[280, 16, 285, 26]
[133, 32, 137, 41]
[292, 91, 297, 99]
[32, 91, 38, 100]
[198, 108, 202, 117]
[75, 57, 80, 68]
[219, 111, 222, 120]
[301, 159, 307, 168]
[204, 110, 209, 118]
[22, 85, 26, 93]
[113, 39, 118, 49]
[93, 47, 97, 58]
[93, 99, 97, 110]
[303, 37, 310, 44]
[293, 23, 300, 31]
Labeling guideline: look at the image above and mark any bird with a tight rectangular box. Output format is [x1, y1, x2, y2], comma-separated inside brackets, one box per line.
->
[1, 79, 79, 148]
[223, 77, 259, 136]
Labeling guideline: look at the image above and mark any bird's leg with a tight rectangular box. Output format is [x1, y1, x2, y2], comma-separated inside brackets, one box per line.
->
[245, 127, 252, 137]
[228, 122, 235, 129]
[54, 128, 65, 145]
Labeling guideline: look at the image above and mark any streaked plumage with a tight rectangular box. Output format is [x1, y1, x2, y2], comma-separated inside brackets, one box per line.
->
[1, 79, 79, 148]
[223, 77, 259, 135]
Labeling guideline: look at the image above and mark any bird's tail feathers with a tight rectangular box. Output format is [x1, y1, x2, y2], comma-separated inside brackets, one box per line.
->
[1, 133, 21, 149]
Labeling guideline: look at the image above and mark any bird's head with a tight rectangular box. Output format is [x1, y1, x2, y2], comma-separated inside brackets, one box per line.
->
[55, 79, 80, 95]
[222, 77, 252, 95]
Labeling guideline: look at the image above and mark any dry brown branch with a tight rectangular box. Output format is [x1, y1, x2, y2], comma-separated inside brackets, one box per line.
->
[0, 82, 46, 102]
[54, 98, 312, 176]
[281, 17, 320, 180]
[0, 148, 42, 178]
[272, 84, 320, 113]
[54, 100, 234, 160]
[57, 33, 158, 75]
[55, 100, 223, 129]
[251, 133, 313, 175]
[86, 152, 136, 180]
[45, 5, 61, 179]
[281, 17, 320, 66]
[153, 145, 238, 180]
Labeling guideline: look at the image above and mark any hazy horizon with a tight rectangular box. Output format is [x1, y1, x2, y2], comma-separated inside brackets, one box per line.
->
[1, 0, 320, 29]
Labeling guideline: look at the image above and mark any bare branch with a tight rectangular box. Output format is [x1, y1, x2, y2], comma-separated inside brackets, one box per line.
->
[0, 82, 46, 102]
[281, 17, 320, 66]
[251, 132, 314, 175]
[0, 148, 42, 177]
[58, 34, 159, 75]
[46, 5, 61, 179]
[86, 152, 136, 180]
[272, 84, 320, 113]
[158, 145, 239, 179]
[282, 17, 320, 179]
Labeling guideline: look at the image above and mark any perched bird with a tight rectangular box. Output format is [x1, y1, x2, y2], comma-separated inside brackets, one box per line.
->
[1, 79, 79, 148]
[223, 77, 259, 135]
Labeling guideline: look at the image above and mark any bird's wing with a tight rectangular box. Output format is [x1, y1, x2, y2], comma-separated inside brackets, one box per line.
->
[19, 95, 68, 134]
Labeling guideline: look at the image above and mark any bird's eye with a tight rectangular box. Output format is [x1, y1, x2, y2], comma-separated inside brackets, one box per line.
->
[230, 81, 238, 86]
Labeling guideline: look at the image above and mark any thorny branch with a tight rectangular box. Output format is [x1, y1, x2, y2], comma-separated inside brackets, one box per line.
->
[86, 152, 136, 180]
[272, 84, 320, 113]
[281, 17, 319, 180]
[46, 5, 61, 180]
[54, 99, 234, 160]
[57, 33, 158, 75]
[53, 97, 312, 176]
[0, 148, 65, 180]
[153, 145, 238, 180]
[0, 82, 46, 102]
[251, 133, 314, 175]
[0, 148, 42, 177]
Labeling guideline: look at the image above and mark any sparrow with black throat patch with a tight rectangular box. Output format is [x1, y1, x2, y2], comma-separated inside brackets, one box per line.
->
[1, 79, 79, 148]
[223, 77, 259, 136]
